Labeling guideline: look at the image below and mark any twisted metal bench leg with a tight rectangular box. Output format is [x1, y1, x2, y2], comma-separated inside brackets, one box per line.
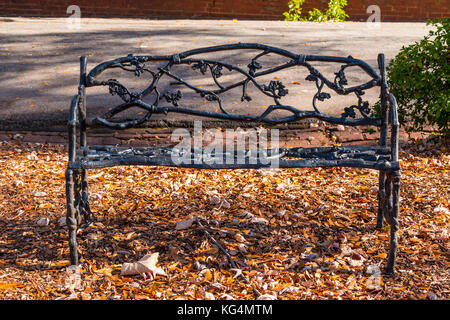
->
[65, 169, 79, 265]
[79, 169, 95, 228]
[377, 169, 401, 275]
[386, 171, 401, 275]
[384, 174, 393, 223]
[377, 170, 386, 229]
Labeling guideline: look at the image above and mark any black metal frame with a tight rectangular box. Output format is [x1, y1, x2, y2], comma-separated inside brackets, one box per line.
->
[65, 44, 401, 275]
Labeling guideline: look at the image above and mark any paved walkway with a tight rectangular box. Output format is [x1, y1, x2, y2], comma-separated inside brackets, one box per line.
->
[0, 18, 430, 131]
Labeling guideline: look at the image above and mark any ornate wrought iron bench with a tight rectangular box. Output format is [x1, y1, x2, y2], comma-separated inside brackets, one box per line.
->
[66, 43, 401, 275]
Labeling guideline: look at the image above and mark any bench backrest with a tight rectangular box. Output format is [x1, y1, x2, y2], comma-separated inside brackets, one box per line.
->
[81, 43, 387, 130]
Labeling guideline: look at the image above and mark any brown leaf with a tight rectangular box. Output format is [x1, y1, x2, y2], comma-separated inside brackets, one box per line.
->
[120, 253, 167, 278]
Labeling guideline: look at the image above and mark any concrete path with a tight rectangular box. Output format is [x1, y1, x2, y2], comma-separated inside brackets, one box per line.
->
[0, 18, 430, 130]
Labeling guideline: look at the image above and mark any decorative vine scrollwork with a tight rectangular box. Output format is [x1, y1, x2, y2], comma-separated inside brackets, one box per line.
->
[248, 60, 262, 76]
[263, 80, 288, 102]
[163, 90, 182, 106]
[341, 89, 371, 119]
[306, 72, 331, 113]
[86, 44, 382, 129]
[107, 79, 141, 103]
[211, 64, 223, 78]
[129, 56, 146, 76]
[114, 54, 150, 77]
[334, 66, 348, 90]
[201, 92, 219, 102]
[192, 60, 208, 74]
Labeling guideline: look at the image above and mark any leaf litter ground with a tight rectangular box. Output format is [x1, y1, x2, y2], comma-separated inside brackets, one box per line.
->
[0, 136, 448, 300]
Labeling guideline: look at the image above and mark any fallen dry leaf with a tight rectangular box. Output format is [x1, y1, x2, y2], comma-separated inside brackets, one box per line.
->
[121, 253, 167, 278]
[175, 218, 195, 230]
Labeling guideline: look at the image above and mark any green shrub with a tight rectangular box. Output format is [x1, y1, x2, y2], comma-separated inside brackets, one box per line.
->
[324, 0, 349, 22]
[283, 0, 306, 21]
[283, 0, 348, 22]
[386, 17, 449, 135]
[306, 8, 328, 22]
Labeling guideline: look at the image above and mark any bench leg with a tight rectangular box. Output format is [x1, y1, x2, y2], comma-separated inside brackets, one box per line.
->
[383, 174, 393, 222]
[379, 170, 393, 228]
[377, 170, 386, 229]
[386, 171, 401, 276]
[65, 169, 79, 265]
[79, 168, 93, 225]
[81, 169, 88, 204]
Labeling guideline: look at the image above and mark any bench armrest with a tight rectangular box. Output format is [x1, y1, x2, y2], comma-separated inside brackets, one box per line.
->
[378, 53, 400, 163]
[389, 93, 400, 162]
[68, 93, 80, 162]
[68, 56, 88, 163]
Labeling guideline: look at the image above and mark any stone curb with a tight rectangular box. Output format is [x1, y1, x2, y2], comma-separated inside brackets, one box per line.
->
[0, 124, 416, 149]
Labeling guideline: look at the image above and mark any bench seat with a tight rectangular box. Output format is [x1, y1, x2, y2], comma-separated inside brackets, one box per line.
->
[70, 145, 395, 170]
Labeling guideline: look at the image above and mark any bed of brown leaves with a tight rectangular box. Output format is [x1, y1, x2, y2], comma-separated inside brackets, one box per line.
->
[0, 136, 448, 300]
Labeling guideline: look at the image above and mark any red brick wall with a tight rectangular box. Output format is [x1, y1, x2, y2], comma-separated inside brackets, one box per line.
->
[0, 0, 448, 21]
